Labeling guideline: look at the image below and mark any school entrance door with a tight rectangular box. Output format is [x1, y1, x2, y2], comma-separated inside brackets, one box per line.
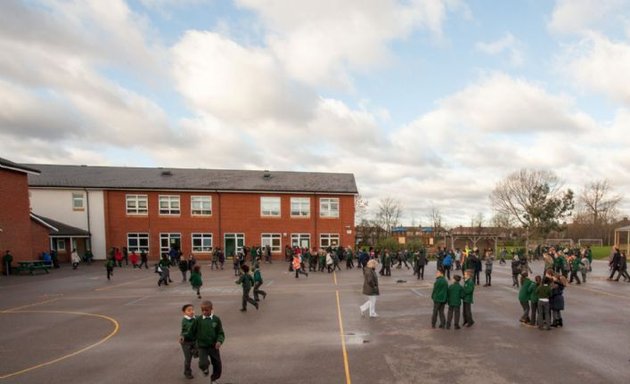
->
[224, 233, 245, 258]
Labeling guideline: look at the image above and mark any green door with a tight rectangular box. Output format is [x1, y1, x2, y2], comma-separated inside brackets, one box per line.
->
[224, 234, 245, 259]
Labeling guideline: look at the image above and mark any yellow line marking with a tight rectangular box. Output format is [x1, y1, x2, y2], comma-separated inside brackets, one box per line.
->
[2, 298, 60, 313]
[333, 271, 338, 285]
[0, 310, 119, 379]
[335, 290, 352, 384]
[572, 284, 630, 300]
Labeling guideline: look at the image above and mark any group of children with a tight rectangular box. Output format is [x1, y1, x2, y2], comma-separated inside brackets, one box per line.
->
[431, 268, 475, 329]
[518, 270, 566, 330]
[180, 301, 225, 382]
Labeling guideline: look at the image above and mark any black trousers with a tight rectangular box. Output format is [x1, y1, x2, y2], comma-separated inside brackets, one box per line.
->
[463, 302, 473, 325]
[181, 340, 195, 375]
[432, 302, 446, 327]
[447, 305, 460, 327]
[253, 281, 266, 300]
[520, 301, 530, 321]
[199, 346, 222, 381]
[242, 288, 257, 309]
[485, 271, 492, 285]
[569, 270, 581, 284]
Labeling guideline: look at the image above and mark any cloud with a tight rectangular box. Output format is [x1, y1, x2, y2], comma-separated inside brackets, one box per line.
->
[235, 0, 469, 88]
[548, 0, 627, 35]
[476, 33, 524, 66]
[557, 32, 630, 106]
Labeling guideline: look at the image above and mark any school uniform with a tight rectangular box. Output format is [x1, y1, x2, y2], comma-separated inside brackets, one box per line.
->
[180, 315, 196, 378]
[462, 277, 475, 326]
[446, 281, 463, 329]
[431, 275, 448, 328]
[186, 314, 225, 381]
[518, 277, 532, 323]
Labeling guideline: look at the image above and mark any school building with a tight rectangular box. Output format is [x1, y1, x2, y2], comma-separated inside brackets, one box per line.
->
[27, 164, 358, 261]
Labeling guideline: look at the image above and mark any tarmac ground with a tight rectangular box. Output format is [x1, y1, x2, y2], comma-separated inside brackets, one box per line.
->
[0, 258, 629, 384]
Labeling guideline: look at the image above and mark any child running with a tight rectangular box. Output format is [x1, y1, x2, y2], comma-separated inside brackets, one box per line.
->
[190, 265, 203, 299]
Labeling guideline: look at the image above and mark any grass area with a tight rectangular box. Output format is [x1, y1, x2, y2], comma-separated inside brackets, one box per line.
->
[591, 246, 612, 260]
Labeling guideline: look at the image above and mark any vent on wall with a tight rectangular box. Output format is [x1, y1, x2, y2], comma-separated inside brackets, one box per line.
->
[161, 170, 173, 176]
[263, 170, 271, 179]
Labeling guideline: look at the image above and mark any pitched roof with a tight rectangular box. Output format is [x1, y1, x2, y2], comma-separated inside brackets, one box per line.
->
[0, 157, 40, 174]
[25, 164, 358, 194]
[31, 213, 90, 237]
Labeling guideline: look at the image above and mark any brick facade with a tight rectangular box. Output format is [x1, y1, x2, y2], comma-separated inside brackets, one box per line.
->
[105, 191, 355, 261]
[0, 167, 50, 263]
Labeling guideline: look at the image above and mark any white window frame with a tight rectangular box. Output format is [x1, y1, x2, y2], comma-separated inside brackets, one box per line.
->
[126, 194, 148, 215]
[160, 233, 181, 255]
[159, 195, 181, 215]
[56, 239, 66, 252]
[72, 192, 85, 211]
[320, 233, 340, 249]
[319, 198, 339, 218]
[127, 233, 149, 253]
[192, 233, 213, 253]
[261, 233, 282, 253]
[261, 196, 281, 217]
[191, 196, 212, 216]
[291, 233, 311, 249]
[290, 197, 310, 218]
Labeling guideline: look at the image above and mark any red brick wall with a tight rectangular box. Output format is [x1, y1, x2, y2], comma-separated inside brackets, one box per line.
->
[105, 191, 355, 261]
[0, 169, 34, 262]
[31, 221, 51, 259]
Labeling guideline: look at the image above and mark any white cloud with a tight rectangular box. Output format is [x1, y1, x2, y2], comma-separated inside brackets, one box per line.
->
[548, 0, 627, 35]
[476, 33, 524, 66]
[558, 32, 630, 106]
[235, 0, 469, 88]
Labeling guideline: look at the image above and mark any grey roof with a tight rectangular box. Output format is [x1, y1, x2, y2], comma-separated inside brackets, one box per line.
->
[25, 164, 358, 194]
[31, 213, 90, 237]
[0, 157, 40, 174]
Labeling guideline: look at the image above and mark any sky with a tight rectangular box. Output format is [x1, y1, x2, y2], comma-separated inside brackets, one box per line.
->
[2, 0, 630, 227]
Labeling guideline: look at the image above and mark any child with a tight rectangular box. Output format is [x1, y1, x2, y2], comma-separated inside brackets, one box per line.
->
[235, 265, 258, 311]
[293, 254, 309, 278]
[179, 304, 197, 379]
[130, 251, 139, 268]
[233, 253, 241, 276]
[462, 271, 475, 327]
[253, 264, 267, 301]
[185, 301, 225, 382]
[431, 269, 448, 328]
[528, 275, 541, 326]
[580, 253, 590, 283]
[157, 254, 171, 286]
[446, 275, 463, 329]
[518, 273, 532, 324]
[536, 277, 552, 330]
[179, 258, 190, 282]
[105, 257, 114, 280]
[550, 274, 566, 327]
[190, 265, 203, 299]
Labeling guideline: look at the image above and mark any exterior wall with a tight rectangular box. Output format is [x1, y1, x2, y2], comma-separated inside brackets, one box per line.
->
[29, 189, 108, 259]
[0, 169, 37, 262]
[105, 191, 355, 261]
[29, 189, 89, 229]
[31, 221, 52, 259]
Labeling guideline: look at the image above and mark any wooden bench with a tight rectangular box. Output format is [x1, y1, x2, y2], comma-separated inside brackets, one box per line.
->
[16, 261, 50, 275]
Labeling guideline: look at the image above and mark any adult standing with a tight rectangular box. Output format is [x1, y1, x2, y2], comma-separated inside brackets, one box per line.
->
[462, 271, 475, 327]
[608, 246, 621, 280]
[3, 250, 13, 276]
[431, 269, 448, 329]
[415, 249, 427, 280]
[360, 259, 380, 318]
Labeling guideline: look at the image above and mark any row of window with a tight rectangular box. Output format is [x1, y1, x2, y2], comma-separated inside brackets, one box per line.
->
[71, 193, 341, 218]
[126, 232, 341, 254]
[123, 195, 340, 218]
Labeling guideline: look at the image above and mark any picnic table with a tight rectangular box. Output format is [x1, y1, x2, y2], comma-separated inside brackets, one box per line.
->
[16, 260, 51, 275]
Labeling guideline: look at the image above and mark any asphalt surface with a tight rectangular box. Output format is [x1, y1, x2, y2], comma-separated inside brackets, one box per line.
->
[0, 258, 628, 384]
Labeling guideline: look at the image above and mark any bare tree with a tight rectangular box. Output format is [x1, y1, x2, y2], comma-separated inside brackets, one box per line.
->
[491, 212, 514, 228]
[354, 194, 369, 224]
[376, 197, 403, 236]
[428, 206, 442, 232]
[470, 212, 484, 228]
[490, 169, 574, 239]
[577, 180, 622, 225]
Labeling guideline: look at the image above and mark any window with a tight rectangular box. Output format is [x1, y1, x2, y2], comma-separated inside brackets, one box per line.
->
[127, 233, 149, 253]
[320, 233, 340, 248]
[56, 239, 66, 252]
[320, 198, 339, 218]
[261, 233, 281, 253]
[159, 195, 181, 215]
[192, 233, 213, 253]
[160, 233, 181, 254]
[290, 197, 310, 217]
[191, 196, 212, 216]
[261, 196, 281, 217]
[291, 233, 311, 249]
[72, 193, 85, 210]
[126, 195, 148, 215]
